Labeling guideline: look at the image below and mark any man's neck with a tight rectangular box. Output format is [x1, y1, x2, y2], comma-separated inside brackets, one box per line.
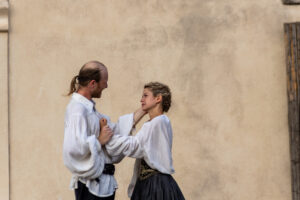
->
[77, 89, 92, 100]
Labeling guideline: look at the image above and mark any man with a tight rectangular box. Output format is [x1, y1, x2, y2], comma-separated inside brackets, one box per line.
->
[63, 61, 145, 200]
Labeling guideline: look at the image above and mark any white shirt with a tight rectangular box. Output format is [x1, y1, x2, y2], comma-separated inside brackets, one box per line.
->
[63, 93, 134, 197]
[106, 114, 175, 197]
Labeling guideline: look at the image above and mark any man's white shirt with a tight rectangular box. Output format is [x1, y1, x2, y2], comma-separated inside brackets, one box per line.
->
[63, 93, 134, 197]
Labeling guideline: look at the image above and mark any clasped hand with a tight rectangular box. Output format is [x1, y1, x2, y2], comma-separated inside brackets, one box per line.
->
[98, 118, 113, 145]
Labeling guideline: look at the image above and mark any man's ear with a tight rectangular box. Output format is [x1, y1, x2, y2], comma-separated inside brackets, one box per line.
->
[89, 80, 96, 88]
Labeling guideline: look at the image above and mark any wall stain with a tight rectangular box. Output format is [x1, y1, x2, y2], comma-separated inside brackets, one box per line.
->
[121, 24, 169, 50]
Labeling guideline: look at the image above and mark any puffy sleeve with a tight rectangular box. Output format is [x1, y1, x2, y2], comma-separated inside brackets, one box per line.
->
[63, 113, 105, 180]
[109, 113, 135, 136]
[106, 116, 174, 174]
[106, 132, 144, 159]
[106, 118, 152, 159]
[107, 113, 138, 163]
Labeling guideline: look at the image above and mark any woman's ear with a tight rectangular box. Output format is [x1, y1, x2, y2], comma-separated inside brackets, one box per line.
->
[156, 95, 162, 104]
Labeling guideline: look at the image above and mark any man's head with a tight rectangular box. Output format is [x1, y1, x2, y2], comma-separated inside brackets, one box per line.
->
[68, 61, 108, 99]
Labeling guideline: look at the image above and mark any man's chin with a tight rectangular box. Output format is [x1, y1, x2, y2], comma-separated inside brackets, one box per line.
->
[92, 93, 101, 98]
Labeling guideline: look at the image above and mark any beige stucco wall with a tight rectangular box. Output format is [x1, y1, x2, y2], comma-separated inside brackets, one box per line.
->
[3, 0, 300, 199]
[0, 1, 9, 199]
[0, 32, 9, 200]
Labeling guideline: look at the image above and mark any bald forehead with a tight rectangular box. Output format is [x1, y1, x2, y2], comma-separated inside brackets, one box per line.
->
[82, 61, 107, 72]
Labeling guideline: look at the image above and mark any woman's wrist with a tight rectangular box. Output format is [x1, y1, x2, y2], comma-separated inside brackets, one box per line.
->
[134, 108, 146, 125]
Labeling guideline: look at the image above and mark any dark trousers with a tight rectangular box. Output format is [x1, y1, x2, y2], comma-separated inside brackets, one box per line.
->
[75, 181, 115, 200]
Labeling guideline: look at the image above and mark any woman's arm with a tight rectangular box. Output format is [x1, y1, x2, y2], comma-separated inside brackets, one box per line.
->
[133, 108, 147, 127]
[105, 122, 150, 158]
[106, 134, 144, 158]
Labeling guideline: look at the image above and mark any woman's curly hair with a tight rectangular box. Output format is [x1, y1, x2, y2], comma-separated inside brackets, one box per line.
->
[144, 82, 172, 112]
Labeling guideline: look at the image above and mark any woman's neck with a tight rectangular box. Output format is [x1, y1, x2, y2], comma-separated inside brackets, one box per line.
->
[148, 107, 163, 120]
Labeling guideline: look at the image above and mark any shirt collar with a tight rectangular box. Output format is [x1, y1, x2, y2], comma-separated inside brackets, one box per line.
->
[72, 93, 96, 113]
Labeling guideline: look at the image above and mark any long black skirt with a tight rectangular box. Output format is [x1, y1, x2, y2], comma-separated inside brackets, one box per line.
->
[131, 173, 185, 200]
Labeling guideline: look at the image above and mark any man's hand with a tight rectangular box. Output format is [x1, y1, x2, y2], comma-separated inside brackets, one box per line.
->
[98, 118, 113, 145]
[133, 108, 147, 126]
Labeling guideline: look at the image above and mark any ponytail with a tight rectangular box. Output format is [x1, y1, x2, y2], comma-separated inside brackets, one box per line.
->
[67, 75, 78, 96]
[67, 61, 104, 96]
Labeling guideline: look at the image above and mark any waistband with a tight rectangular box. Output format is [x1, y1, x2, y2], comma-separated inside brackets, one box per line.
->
[103, 164, 115, 175]
[139, 159, 159, 180]
[95, 164, 115, 183]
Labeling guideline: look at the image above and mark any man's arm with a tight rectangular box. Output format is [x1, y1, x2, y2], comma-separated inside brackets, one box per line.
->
[63, 114, 105, 180]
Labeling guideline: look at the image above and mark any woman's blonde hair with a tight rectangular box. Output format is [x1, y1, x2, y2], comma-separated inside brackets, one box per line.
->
[144, 82, 172, 112]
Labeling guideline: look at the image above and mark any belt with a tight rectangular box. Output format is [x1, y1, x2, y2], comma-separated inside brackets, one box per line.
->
[95, 164, 115, 182]
[139, 159, 159, 180]
[103, 164, 115, 175]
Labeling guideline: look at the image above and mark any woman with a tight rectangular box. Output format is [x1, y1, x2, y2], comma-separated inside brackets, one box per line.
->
[106, 82, 185, 200]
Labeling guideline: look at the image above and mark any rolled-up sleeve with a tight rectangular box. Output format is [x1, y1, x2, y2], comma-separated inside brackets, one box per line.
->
[63, 114, 105, 180]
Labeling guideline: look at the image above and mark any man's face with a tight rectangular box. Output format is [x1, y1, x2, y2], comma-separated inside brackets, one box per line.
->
[91, 70, 108, 98]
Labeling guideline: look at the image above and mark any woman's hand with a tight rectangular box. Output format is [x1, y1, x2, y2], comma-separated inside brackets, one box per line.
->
[98, 118, 113, 145]
[133, 108, 147, 126]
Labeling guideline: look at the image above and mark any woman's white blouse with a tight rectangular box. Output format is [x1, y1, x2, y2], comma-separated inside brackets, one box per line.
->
[106, 114, 175, 197]
[63, 93, 134, 197]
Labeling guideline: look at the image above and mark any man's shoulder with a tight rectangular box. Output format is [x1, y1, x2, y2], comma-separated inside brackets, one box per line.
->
[66, 99, 89, 116]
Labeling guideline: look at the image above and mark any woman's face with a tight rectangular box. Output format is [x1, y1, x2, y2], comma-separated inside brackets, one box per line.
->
[140, 88, 159, 112]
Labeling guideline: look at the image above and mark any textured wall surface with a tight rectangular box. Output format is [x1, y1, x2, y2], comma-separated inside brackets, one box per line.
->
[0, 0, 9, 199]
[5, 0, 300, 199]
[0, 32, 9, 200]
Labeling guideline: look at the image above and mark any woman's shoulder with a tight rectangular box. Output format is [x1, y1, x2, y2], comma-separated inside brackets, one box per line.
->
[150, 114, 171, 126]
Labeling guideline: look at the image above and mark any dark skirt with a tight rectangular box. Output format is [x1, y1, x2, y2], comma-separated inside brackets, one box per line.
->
[131, 173, 185, 200]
